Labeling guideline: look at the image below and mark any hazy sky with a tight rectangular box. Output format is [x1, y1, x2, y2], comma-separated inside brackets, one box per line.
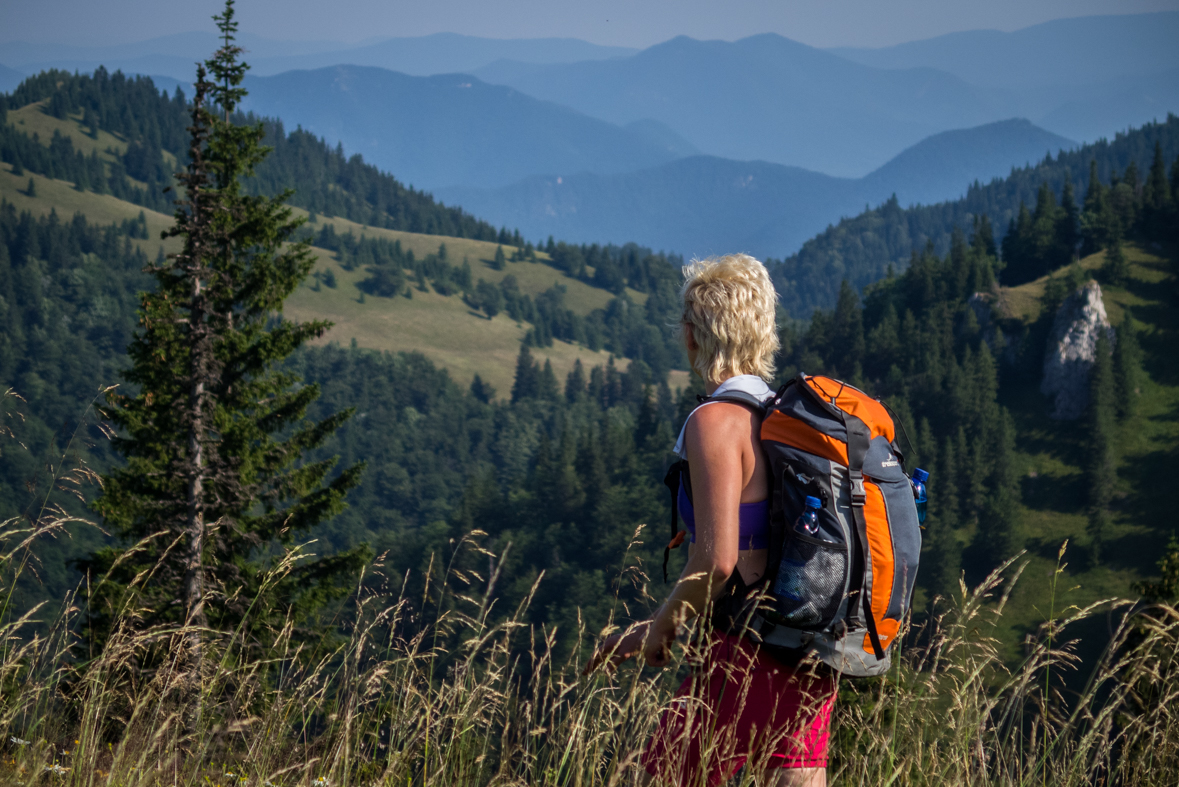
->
[3, 0, 1178, 49]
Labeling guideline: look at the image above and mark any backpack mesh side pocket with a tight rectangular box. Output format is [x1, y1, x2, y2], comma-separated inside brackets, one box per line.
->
[768, 534, 848, 630]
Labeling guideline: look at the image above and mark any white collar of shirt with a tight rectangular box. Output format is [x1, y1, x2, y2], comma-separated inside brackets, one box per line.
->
[673, 375, 773, 459]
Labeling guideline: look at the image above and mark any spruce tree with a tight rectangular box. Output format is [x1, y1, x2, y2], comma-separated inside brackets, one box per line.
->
[470, 373, 495, 404]
[1057, 179, 1080, 262]
[971, 214, 997, 260]
[1085, 331, 1116, 563]
[511, 343, 539, 403]
[1001, 202, 1033, 282]
[1080, 160, 1111, 256]
[565, 359, 586, 403]
[87, 1, 366, 673]
[831, 279, 864, 377]
[972, 408, 1018, 570]
[1112, 313, 1142, 421]
[917, 425, 956, 601]
[25, 178, 34, 197]
[1143, 141, 1174, 239]
[1101, 226, 1129, 285]
[538, 358, 560, 402]
[492, 244, 506, 271]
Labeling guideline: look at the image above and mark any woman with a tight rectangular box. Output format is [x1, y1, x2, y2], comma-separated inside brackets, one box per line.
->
[586, 254, 836, 787]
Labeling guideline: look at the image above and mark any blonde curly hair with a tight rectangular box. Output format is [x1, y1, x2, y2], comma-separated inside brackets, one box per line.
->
[680, 254, 779, 384]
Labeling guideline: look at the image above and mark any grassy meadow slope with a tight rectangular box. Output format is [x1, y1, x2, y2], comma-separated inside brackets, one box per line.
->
[0, 144, 650, 397]
[983, 242, 1178, 659]
[290, 212, 631, 395]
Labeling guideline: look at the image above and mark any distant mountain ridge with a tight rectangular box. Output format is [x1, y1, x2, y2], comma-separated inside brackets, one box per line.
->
[474, 33, 1004, 178]
[829, 12, 1179, 89]
[240, 65, 693, 190]
[1, 31, 636, 84]
[435, 119, 1077, 258]
[473, 18, 1178, 172]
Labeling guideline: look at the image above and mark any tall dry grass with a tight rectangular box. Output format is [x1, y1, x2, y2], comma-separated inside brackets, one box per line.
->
[1, 393, 1176, 786]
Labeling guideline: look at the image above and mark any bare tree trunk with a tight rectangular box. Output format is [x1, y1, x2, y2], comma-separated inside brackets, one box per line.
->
[182, 370, 207, 731]
[177, 73, 214, 730]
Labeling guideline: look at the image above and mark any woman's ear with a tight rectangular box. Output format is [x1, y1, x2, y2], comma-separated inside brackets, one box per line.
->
[682, 322, 698, 352]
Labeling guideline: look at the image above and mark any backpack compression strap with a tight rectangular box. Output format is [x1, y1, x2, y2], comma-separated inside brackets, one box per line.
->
[843, 411, 887, 661]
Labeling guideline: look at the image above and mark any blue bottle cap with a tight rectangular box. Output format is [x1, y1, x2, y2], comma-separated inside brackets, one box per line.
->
[805, 495, 822, 509]
[913, 468, 929, 483]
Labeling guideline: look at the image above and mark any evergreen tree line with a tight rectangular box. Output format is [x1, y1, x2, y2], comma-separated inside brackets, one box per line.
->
[2, 68, 191, 162]
[0, 198, 154, 605]
[0, 122, 174, 210]
[286, 341, 682, 657]
[1, 69, 506, 240]
[768, 115, 1179, 318]
[778, 223, 1016, 596]
[544, 238, 685, 296]
[1001, 142, 1179, 285]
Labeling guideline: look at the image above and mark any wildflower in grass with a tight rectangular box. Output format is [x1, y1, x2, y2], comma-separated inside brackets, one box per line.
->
[9, 737, 29, 747]
[46, 764, 69, 775]
[313, 777, 330, 786]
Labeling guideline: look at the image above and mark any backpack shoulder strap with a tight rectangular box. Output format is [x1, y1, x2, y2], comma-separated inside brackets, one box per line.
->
[701, 389, 769, 415]
[662, 459, 688, 583]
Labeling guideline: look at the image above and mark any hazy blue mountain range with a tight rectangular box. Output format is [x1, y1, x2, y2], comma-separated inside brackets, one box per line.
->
[239, 65, 693, 190]
[0, 31, 634, 84]
[829, 12, 1179, 145]
[1034, 68, 1179, 146]
[829, 12, 1179, 89]
[473, 22, 1178, 176]
[434, 119, 1076, 258]
[7, 13, 1174, 182]
[474, 34, 1005, 178]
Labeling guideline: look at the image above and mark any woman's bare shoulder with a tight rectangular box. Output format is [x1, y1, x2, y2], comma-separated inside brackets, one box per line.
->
[686, 402, 756, 446]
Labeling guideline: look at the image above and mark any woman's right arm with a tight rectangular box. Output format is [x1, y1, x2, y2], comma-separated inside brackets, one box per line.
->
[586, 403, 747, 672]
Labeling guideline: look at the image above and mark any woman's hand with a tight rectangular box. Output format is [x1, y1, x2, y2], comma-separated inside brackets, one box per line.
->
[587, 617, 679, 673]
[642, 616, 675, 668]
[584, 620, 649, 674]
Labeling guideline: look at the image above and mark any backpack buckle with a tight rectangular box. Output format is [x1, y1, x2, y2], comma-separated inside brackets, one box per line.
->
[850, 472, 866, 507]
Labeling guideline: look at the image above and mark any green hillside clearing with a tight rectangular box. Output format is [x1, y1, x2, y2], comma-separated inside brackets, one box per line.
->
[8, 99, 131, 160]
[988, 242, 1178, 658]
[293, 210, 647, 313]
[291, 245, 621, 397]
[0, 159, 670, 397]
[0, 160, 177, 251]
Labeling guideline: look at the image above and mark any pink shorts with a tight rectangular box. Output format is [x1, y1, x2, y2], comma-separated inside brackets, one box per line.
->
[641, 632, 837, 786]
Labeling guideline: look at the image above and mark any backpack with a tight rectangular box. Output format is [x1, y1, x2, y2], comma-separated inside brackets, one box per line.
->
[663, 373, 922, 677]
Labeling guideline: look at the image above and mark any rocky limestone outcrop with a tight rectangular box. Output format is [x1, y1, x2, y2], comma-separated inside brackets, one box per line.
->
[1041, 280, 1115, 420]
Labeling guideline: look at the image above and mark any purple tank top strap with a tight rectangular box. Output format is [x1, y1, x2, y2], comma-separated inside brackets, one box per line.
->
[678, 478, 770, 550]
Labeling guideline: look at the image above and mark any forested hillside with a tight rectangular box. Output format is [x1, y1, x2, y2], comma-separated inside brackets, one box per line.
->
[769, 114, 1179, 317]
[0, 69, 503, 239]
[3, 61, 1178, 661]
